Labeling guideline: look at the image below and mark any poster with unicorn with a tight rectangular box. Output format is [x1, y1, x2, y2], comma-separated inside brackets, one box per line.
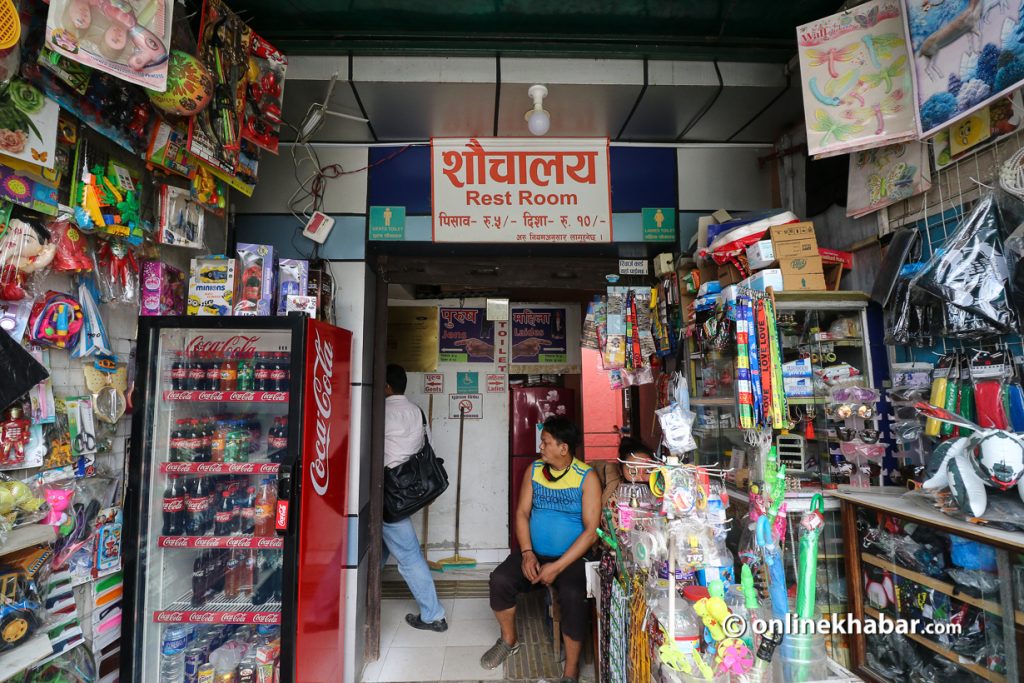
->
[798, 0, 917, 158]
[904, 0, 1024, 138]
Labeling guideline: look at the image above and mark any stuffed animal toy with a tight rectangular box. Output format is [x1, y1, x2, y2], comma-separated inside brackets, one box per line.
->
[0, 219, 56, 300]
[43, 487, 74, 527]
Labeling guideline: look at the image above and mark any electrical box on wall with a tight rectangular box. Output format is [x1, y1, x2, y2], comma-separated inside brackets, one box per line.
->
[302, 211, 336, 244]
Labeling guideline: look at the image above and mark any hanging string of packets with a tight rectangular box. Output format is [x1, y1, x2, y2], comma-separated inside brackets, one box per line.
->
[735, 289, 787, 430]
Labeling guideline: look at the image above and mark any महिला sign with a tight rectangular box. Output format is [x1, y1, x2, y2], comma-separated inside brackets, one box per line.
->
[432, 137, 612, 243]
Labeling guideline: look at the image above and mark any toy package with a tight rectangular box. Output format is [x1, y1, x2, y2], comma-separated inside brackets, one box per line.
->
[140, 260, 184, 316]
[188, 0, 251, 176]
[146, 119, 197, 179]
[157, 184, 204, 249]
[186, 255, 236, 316]
[0, 544, 52, 651]
[243, 33, 287, 154]
[235, 243, 273, 315]
[0, 78, 60, 170]
[44, 0, 173, 91]
[72, 140, 144, 245]
[276, 258, 307, 315]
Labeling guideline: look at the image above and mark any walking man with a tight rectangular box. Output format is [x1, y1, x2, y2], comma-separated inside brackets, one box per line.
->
[383, 363, 447, 632]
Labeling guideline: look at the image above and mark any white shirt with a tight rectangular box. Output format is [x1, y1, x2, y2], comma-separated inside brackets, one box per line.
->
[384, 395, 426, 469]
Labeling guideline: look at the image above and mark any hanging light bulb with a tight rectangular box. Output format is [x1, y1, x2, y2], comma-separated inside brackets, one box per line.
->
[525, 84, 550, 136]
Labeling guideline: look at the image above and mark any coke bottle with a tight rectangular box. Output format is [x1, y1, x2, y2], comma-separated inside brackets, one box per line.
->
[162, 476, 185, 535]
[254, 353, 269, 392]
[169, 420, 185, 462]
[211, 422, 226, 462]
[220, 353, 238, 391]
[205, 352, 221, 391]
[171, 352, 186, 390]
[211, 550, 226, 594]
[214, 491, 235, 536]
[186, 477, 211, 535]
[240, 486, 256, 535]
[267, 418, 287, 452]
[181, 420, 199, 462]
[224, 551, 240, 599]
[269, 353, 286, 392]
[254, 479, 276, 537]
[187, 354, 205, 391]
[192, 551, 208, 607]
[237, 352, 254, 391]
[280, 352, 291, 392]
[238, 551, 255, 598]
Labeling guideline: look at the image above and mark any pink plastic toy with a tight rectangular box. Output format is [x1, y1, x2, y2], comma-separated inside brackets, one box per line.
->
[74, 0, 168, 71]
[44, 487, 74, 527]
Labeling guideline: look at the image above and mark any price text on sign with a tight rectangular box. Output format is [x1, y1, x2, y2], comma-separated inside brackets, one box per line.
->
[448, 393, 483, 419]
[432, 137, 612, 243]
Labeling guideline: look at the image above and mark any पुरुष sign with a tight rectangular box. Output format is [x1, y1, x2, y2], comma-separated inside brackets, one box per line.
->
[423, 374, 444, 394]
[432, 137, 612, 243]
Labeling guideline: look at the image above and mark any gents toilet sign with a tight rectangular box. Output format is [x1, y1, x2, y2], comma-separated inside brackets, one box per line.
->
[432, 137, 612, 243]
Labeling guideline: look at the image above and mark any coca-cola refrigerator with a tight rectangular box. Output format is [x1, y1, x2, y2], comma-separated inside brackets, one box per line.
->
[509, 386, 575, 549]
[122, 316, 353, 683]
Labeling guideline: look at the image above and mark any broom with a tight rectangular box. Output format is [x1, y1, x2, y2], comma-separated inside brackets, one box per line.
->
[437, 405, 476, 570]
[422, 394, 442, 572]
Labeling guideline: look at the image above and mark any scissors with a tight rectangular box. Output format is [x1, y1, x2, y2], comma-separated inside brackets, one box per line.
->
[74, 429, 97, 453]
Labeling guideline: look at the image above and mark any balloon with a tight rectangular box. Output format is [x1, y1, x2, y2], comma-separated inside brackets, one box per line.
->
[147, 50, 213, 116]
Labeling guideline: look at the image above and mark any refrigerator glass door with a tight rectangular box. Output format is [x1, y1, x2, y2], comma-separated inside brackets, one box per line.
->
[138, 327, 292, 681]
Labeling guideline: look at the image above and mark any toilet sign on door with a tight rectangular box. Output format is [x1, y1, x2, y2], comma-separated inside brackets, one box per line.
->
[448, 393, 483, 419]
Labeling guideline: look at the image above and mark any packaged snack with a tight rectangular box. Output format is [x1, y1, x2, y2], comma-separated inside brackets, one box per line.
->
[186, 256, 236, 316]
[235, 243, 274, 316]
[140, 261, 185, 316]
[276, 259, 308, 315]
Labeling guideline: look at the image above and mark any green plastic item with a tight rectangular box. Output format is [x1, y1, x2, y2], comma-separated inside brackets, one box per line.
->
[959, 382, 975, 437]
[741, 564, 759, 610]
[795, 494, 825, 621]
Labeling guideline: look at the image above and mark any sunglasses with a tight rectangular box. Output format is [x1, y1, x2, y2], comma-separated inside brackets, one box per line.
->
[827, 404, 875, 420]
[836, 427, 881, 443]
[893, 405, 920, 420]
[891, 421, 923, 442]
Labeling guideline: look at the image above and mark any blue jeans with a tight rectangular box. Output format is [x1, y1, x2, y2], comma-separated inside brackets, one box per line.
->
[382, 517, 445, 623]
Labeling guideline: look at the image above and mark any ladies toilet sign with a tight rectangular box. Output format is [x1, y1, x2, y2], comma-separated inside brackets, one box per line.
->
[432, 137, 611, 243]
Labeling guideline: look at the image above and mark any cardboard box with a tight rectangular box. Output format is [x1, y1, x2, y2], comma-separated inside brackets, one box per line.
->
[140, 261, 185, 316]
[741, 268, 784, 292]
[824, 262, 843, 291]
[819, 248, 854, 270]
[276, 259, 309, 315]
[186, 256, 237, 316]
[768, 222, 826, 291]
[784, 376, 814, 398]
[746, 240, 776, 270]
[783, 358, 813, 378]
[235, 243, 274, 316]
[718, 262, 744, 287]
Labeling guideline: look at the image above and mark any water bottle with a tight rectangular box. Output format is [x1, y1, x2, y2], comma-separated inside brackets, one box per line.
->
[160, 624, 188, 682]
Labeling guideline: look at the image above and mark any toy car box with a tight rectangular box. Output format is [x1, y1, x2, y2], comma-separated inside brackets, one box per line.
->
[235, 243, 274, 316]
[186, 256, 237, 316]
[276, 259, 308, 315]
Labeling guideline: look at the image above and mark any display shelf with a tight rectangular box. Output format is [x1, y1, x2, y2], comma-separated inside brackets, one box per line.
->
[159, 461, 280, 475]
[787, 397, 829, 405]
[161, 390, 289, 403]
[0, 633, 52, 682]
[862, 552, 1024, 626]
[863, 607, 1004, 683]
[0, 524, 57, 557]
[157, 536, 283, 549]
[727, 484, 841, 512]
[154, 592, 282, 625]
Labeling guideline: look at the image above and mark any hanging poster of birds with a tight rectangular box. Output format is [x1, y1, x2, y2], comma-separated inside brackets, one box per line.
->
[904, 0, 1024, 138]
[846, 141, 931, 218]
[798, 0, 917, 158]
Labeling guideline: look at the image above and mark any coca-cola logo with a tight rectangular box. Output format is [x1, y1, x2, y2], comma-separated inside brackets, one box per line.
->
[263, 392, 287, 402]
[257, 538, 281, 549]
[197, 464, 220, 473]
[157, 612, 185, 622]
[197, 391, 222, 401]
[228, 392, 256, 401]
[221, 612, 249, 624]
[214, 511, 231, 522]
[227, 537, 251, 548]
[161, 537, 189, 547]
[165, 390, 190, 401]
[163, 498, 185, 512]
[186, 498, 209, 512]
[310, 332, 334, 496]
[189, 612, 217, 623]
[166, 463, 190, 473]
[194, 537, 221, 547]
[228, 464, 255, 474]
[186, 335, 260, 358]
[252, 613, 279, 624]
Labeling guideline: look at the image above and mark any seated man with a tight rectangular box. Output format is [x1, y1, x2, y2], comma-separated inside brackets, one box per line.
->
[480, 416, 600, 683]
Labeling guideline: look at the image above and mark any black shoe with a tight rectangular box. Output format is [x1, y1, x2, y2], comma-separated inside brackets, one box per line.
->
[405, 613, 448, 632]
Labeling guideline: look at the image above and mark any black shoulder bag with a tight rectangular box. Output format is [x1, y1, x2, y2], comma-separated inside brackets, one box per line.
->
[383, 409, 449, 523]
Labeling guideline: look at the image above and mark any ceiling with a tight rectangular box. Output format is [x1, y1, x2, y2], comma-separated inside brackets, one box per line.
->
[280, 55, 804, 143]
[239, 0, 844, 63]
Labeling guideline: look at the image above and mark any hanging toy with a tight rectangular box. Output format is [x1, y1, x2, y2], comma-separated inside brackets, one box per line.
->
[0, 404, 30, 466]
[148, 50, 213, 116]
[693, 580, 731, 643]
[95, 239, 139, 304]
[28, 291, 84, 349]
[0, 218, 56, 300]
[49, 216, 94, 273]
[73, 280, 112, 358]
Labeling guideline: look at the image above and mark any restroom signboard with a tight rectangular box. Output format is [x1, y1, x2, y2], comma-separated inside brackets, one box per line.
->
[431, 137, 612, 243]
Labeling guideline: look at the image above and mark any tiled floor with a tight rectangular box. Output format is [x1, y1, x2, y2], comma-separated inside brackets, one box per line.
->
[363, 596, 596, 683]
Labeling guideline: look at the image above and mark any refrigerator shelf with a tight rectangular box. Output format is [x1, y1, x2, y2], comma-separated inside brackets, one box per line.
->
[158, 536, 284, 549]
[161, 390, 290, 403]
[159, 461, 281, 475]
[154, 593, 282, 625]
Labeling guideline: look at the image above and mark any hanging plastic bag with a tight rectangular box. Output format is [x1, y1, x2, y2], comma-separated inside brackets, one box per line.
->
[73, 280, 111, 358]
[49, 214, 94, 273]
[94, 239, 139, 305]
[0, 218, 56, 301]
[912, 193, 1018, 334]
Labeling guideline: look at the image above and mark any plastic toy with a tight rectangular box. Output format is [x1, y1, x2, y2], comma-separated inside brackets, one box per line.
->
[49, 216, 93, 273]
[44, 487, 73, 527]
[0, 405, 29, 467]
[0, 219, 56, 300]
[715, 638, 754, 674]
[28, 291, 84, 349]
[0, 563, 42, 650]
[693, 581, 731, 643]
[757, 515, 789, 622]
[74, 163, 141, 243]
[796, 494, 825, 620]
[917, 402, 1024, 517]
[147, 50, 212, 116]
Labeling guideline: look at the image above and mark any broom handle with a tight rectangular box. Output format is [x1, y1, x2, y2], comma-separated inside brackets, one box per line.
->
[454, 407, 467, 555]
[421, 395, 432, 553]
